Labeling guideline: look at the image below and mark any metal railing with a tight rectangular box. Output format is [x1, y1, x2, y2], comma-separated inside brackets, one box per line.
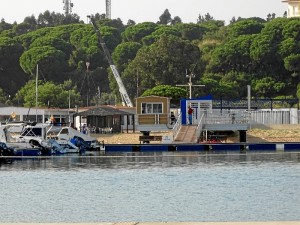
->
[205, 110, 250, 125]
[172, 113, 182, 140]
[193, 113, 205, 143]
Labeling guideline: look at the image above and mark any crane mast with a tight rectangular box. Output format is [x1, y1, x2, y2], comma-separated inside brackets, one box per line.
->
[89, 16, 133, 107]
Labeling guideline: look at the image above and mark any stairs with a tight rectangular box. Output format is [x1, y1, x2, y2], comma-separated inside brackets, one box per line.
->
[174, 125, 197, 143]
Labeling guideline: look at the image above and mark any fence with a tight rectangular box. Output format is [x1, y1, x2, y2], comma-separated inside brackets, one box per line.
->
[210, 108, 300, 126]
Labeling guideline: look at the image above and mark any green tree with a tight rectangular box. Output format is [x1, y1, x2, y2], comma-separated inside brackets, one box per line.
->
[158, 9, 172, 25]
[252, 77, 285, 98]
[227, 19, 264, 38]
[17, 80, 81, 108]
[112, 42, 142, 73]
[20, 46, 68, 82]
[0, 36, 27, 95]
[209, 34, 254, 73]
[0, 19, 13, 33]
[120, 34, 201, 100]
[175, 23, 208, 41]
[141, 85, 187, 104]
[121, 22, 158, 42]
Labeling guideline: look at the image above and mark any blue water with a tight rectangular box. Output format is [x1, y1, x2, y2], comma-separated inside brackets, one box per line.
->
[0, 152, 300, 222]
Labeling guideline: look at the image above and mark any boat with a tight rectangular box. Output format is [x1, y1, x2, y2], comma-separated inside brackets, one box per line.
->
[0, 122, 78, 155]
[0, 142, 14, 164]
[46, 125, 105, 151]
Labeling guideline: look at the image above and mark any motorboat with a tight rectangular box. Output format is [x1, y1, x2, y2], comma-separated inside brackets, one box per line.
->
[0, 122, 78, 155]
[47, 125, 105, 151]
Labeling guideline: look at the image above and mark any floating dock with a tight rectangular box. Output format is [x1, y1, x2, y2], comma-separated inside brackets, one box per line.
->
[105, 142, 300, 153]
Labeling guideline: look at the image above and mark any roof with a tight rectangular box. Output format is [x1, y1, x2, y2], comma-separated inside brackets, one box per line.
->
[75, 105, 134, 117]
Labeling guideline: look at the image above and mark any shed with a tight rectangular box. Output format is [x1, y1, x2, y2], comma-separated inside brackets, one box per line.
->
[74, 105, 135, 133]
[136, 96, 172, 131]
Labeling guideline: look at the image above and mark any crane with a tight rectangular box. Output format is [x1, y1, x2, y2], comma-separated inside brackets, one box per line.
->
[88, 15, 133, 107]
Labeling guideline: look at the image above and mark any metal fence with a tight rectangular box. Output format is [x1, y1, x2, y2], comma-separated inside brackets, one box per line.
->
[211, 108, 300, 125]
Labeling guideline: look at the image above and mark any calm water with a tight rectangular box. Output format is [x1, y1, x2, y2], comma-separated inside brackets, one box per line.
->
[0, 152, 300, 223]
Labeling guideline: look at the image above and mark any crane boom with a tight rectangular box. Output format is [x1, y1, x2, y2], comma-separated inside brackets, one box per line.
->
[89, 16, 133, 107]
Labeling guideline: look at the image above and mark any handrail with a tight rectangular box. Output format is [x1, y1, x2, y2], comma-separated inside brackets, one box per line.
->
[194, 113, 205, 143]
[172, 113, 182, 140]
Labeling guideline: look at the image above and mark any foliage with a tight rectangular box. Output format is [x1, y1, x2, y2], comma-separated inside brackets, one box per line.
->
[121, 22, 158, 42]
[17, 80, 82, 108]
[141, 85, 187, 103]
[1, 13, 300, 108]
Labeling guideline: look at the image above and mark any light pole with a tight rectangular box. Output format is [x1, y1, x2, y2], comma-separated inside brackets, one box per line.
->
[176, 70, 205, 99]
[86, 61, 90, 107]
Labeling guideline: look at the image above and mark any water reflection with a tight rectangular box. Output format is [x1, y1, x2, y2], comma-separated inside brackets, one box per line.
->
[1, 152, 300, 222]
[1, 152, 300, 170]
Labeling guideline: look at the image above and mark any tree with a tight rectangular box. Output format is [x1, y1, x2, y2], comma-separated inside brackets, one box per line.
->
[284, 54, 300, 76]
[158, 9, 172, 25]
[0, 19, 13, 32]
[267, 13, 276, 21]
[0, 87, 7, 103]
[252, 77, 285, 98]
[121, 22, 158, 42]
[0, 36, 27, 95]
[120, 34, 201, 100]
[175, 23, 208, 41]
[17, 80, 81, 108]
[112, 42, 142, 73]
[141, 85, 187, 104]
[197, 13, 214, 24]
[228, 19, 264, 38]
[172, 16, 182, 25]
[20, 46, 68, 82]
[209, 34, 254, 73]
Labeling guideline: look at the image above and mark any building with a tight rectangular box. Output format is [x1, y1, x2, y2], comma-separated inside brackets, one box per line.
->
[74, 105, 135, 133]
[0, 106, 73, 124]
[282, 0, 300, 17]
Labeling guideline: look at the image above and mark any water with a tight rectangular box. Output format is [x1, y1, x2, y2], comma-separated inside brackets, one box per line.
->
[1, 152, 300, 223]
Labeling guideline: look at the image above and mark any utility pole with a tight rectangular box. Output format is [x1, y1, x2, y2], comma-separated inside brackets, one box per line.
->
[63, 0, 74, 15]
[176, 70, 205, 99]
[86, 61, 90, 107]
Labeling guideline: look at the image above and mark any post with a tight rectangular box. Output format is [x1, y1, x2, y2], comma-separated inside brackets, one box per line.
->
[36, 64, 38, 122]
[247, 85, 251, 111]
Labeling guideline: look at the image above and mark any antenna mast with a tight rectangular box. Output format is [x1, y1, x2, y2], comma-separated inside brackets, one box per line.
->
[106, 0, 111, 19]
[63, 0, 74, 15]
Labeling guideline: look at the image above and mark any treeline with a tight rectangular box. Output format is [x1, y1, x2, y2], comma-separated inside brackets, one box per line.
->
[0, 9, 299, 108]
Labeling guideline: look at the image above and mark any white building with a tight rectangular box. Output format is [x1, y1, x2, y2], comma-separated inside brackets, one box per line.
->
[0, 107, 74, 125]
[282, 0, 300, 18]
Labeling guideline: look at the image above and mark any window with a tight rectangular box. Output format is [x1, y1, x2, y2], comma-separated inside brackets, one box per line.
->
[141, 103, 163, 114]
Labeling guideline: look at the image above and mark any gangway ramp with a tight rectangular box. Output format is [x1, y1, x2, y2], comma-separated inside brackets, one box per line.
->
[174, 125, 198, 143]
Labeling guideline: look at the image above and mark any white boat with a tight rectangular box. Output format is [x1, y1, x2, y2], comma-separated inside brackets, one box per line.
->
[46, 125, 105, 151]
[0, 122, 79, 154]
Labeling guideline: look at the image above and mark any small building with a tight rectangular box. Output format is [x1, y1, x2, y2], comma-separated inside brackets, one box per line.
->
[181, 96, 213, 125]
[0, 106, 73, 125]
[74, 105, 135, 133]
[282, 0, 300, 17]
[136, 96, 172, 131]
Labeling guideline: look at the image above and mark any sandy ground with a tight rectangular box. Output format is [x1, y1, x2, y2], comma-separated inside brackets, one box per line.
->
[91, 124, 300, 144]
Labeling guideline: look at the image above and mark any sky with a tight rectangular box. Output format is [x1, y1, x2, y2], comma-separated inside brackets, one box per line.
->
[0, 0, 287, 25]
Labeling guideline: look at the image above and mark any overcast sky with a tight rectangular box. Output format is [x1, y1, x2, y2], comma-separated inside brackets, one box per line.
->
[1, 0, 287, 25]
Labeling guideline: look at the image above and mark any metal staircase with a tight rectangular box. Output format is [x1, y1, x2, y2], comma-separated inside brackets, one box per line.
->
[173, 125, 198, 143]
[172, 110, 250, 143]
